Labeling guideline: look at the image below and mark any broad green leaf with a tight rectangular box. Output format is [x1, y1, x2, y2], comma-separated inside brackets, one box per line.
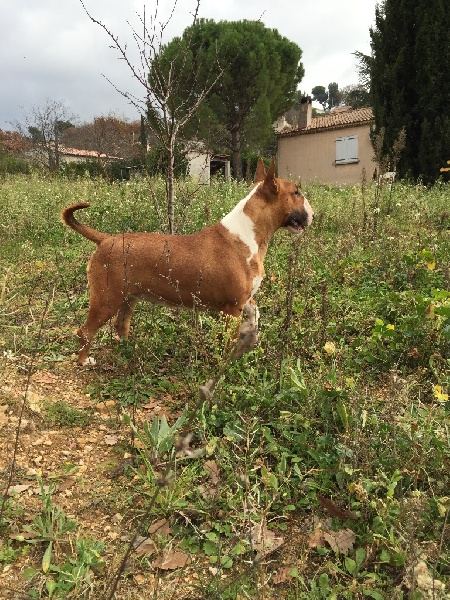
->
[355, 547, 366, 568]
[42, 541, 52, 574]
[203, 540, 217, 556]
[45, 579, 57, 598]
[170, 405, 188, 432]
[345, 557, 357, 574]
[158, 415, 170, 441]
[220, 555, 233, 568]
[268, 472, 278, 491]
[379, 548, 390, 562]
[336, 399, 348, 430]
[23, 567, 38, 581]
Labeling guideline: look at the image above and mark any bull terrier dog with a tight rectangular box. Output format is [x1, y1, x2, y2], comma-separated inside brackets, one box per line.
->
[61, 159, 314, 382]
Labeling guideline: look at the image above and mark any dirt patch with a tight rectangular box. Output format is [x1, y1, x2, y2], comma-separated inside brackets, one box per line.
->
[0, 359, 202, 598]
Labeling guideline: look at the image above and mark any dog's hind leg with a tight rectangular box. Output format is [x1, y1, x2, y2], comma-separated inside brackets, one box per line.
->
[114, 297, 138, 340]
[76, 299, 122, 366]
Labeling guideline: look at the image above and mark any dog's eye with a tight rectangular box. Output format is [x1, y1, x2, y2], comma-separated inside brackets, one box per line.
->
[294, 189, 301, 196]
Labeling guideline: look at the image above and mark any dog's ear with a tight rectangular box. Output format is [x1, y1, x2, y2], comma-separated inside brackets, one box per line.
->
[262, 159, 278, 197]
[253, 158, 267, 183]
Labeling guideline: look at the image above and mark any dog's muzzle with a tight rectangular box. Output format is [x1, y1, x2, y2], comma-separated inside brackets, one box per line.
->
[283, 209, 311, 233]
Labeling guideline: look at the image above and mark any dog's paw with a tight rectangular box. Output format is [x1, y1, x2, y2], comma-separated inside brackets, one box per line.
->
[79, 356, 96, 367]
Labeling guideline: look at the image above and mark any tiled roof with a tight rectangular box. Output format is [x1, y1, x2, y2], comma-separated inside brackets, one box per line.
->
[58, 146, 119, 159]
[278, 107, 374, 137]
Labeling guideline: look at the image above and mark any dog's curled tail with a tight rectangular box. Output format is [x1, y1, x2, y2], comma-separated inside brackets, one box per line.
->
[61, 203, 108, 245]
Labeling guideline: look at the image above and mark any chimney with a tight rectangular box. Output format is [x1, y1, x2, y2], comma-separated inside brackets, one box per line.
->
[298, 96, 312, 129]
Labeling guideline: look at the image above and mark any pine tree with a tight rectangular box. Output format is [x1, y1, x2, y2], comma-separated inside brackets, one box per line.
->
[153, 19, 303, 179]
[369, 0, 450, 183]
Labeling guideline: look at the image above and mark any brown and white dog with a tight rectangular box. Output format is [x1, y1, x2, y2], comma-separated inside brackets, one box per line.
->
[61, 159, 314, 375]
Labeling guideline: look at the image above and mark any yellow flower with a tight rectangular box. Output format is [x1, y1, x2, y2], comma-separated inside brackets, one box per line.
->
[386, 324, 395, 330]
[433, 385, 448, 402]
[426, 261, 436, 271]
[323, 341, 336, 356]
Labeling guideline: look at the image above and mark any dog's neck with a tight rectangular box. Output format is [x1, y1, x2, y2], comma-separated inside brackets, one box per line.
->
[220, 183, 279, 263]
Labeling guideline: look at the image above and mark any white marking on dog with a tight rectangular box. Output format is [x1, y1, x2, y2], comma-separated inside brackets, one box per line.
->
[81, 357, 96, 366]
[221, 184, 260, 263]
[251, 275, 264, 296]
[303, 196, 314, 226]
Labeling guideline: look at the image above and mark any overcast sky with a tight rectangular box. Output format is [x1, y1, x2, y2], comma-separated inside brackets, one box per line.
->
[1, 0, 378, 131]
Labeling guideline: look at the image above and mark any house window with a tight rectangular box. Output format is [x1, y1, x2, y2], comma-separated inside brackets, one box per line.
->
[335, 135, 359, 164]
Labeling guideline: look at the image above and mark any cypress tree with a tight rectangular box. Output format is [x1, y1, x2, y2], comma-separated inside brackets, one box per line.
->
[370, 0, 450, 183]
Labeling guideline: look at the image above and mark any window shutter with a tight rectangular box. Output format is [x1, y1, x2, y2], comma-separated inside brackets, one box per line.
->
[347, 136, 358, 162]
[335, 135, 359, 164]
[335, 137, 346, 163]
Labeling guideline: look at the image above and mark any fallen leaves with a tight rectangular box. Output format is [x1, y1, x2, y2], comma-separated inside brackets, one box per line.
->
[308, 526, 356, 554]
[103, 433, 119, 446]
[95, 400, 117, 414]
[148, 518, 172, 537]
[323, 529, 356, 554]
[306, 495, 358, 554]
[323, 341, 337, 356]
[26, 391, 43, 413]
[152, 550, 190, 570]
[251, 523, 284, 561]
[132, 518, 188, 571]
[272, 566, 296, 585]
[7, 484, 31, 496]
[133, 536, 157, 558]
[57, 476, 76, 494]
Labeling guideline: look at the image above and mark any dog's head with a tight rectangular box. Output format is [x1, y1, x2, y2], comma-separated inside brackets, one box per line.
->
[254, 158, 314, 234]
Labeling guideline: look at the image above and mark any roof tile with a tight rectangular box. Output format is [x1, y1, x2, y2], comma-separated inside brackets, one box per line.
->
[278, 107, 374, 137]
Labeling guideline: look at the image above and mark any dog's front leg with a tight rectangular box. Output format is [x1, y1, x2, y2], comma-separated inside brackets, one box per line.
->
[232, 299, 260, 359]
[199, 299, 260, 404]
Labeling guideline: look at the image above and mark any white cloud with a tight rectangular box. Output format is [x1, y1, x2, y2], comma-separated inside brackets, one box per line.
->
[0, 0, 377, 129]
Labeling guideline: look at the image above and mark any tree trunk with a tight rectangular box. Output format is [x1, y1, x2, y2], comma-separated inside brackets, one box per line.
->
[54, 128, 60, 171]
[230, 126, 243, 180]
[167, 138, 175, 234]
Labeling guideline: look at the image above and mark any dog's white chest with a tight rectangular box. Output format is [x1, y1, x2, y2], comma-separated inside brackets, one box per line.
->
[220, 185, 259, 263]
[251, 274, 264, 296]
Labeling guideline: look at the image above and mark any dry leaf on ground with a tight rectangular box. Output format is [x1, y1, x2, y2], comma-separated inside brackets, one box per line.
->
[148, 518, 171, 537]
[251, 524, 284, 560]
[104, 434, 119, 446]
[32, 372, 57, 385]
[133, 535, 157, 558]
[199, 459, 220, 498]
[57, 477, 76, 493]
[273, 566, 295, 585]
[323, 529, 355, 553]
[151, 550, 190, 570]
[134, 573, 146, 585]
[9, 531, 37, 541]
[307, 528, 326, 548]
[26, 391, 43, 413]
[7, 484, 30, 496]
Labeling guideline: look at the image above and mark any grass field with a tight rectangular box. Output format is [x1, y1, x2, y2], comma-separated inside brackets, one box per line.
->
[0, 172, 449, 599]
